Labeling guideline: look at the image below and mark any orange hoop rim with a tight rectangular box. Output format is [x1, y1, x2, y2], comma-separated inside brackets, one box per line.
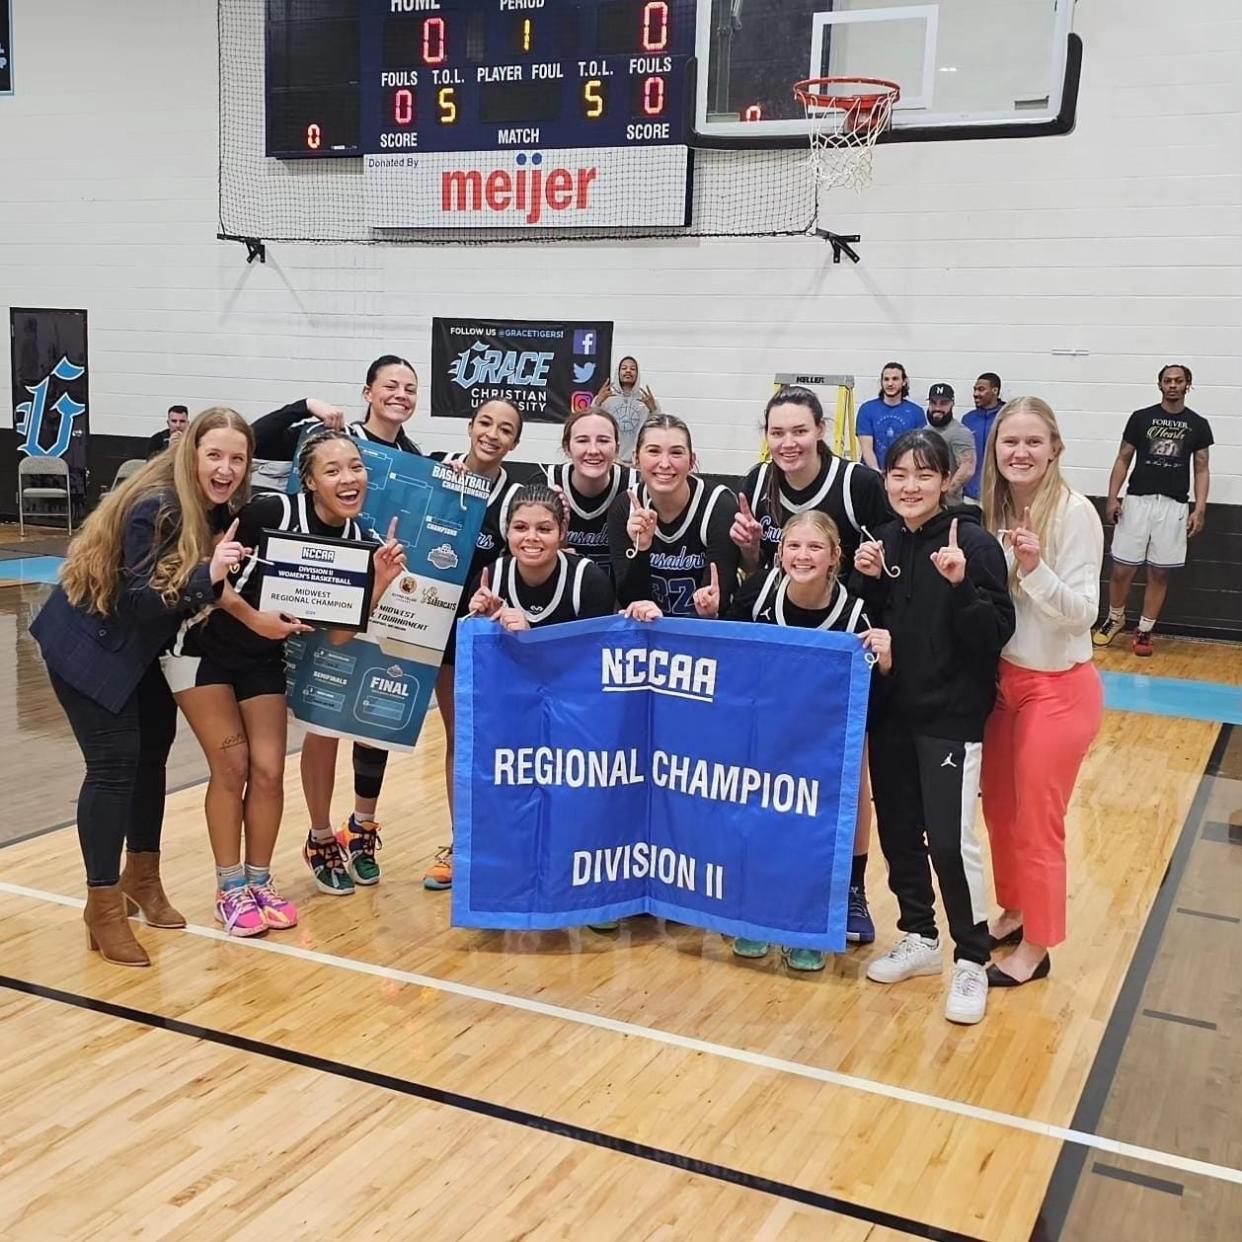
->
[793, 76, 901, 116]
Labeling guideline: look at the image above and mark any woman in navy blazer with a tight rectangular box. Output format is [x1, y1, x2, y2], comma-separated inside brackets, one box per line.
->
[31, 407, 253, 967]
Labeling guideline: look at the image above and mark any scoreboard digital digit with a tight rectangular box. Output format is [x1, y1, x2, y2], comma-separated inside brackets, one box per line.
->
[265, 0, 695, 230]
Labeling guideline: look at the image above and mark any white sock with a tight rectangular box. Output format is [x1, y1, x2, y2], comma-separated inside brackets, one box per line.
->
[1108, 606, 1124, 622]
[1138, 616, 1155, 633]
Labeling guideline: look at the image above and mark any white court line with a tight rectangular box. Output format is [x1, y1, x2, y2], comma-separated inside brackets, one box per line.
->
[3, 878, 1239, 1189]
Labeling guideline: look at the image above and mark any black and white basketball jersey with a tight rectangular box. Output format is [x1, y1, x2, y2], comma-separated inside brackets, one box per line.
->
[177, 491, 366, 663]
[740, 453, 888, 566]
[545, 462, 636, 572]
[480, 551, 616, 627]
[609, 475, 740, 618]
[729, 565, 870, 634]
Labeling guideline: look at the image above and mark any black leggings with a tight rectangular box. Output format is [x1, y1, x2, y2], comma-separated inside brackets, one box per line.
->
[50, 666, 177, 886]
[352, 742, 388, 799]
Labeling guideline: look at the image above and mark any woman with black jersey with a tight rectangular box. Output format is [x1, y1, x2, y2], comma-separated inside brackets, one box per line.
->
[850, 429, 1015, 1026]
[465, 484, 616, 628]
[732, 387, 889, 571]
[250, 354, 422, 473]
[695, 510, 890, 970]
[544, 406, 635, 575]
[247, 355, 422, 889]
[424, 398, 525, 891]
[162, 431, 406, 935]
[730, 388, 888, 943]
[608, 414, 740, 618]
[30, 408, 251, 967]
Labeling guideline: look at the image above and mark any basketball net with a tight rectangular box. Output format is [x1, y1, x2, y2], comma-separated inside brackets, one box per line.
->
[794, 78, 900, 194]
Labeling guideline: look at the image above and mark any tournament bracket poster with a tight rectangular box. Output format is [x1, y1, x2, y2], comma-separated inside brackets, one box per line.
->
[453, 616, 871, 949]
[431, 317, 613, 424]
[284, 442, 486, 752]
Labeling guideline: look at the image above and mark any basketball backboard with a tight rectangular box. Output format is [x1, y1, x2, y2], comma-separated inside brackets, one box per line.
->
[696, 0, 1080, 144]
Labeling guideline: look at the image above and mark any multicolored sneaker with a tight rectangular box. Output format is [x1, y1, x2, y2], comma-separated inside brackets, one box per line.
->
[336, 816, 383, 886]
[1132, 629, 1154, 657]
[732, 938, 771, 959]
[423, 845, 453, 891]
[846, 886, 876, 945]
[1092, 615, 1125, 648]
[302, 833, 355, 896]
[249, 879, 298, 929]
[215, 886, 267, 938]
[783, 947, 826, 972]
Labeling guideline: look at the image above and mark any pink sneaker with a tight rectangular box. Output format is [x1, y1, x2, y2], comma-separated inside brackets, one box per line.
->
[215, 886, 267, 937]
[249, 879, 298, 930]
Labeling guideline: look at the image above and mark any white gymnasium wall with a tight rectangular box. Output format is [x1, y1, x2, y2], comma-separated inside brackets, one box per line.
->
[1, 0, 1240, 499]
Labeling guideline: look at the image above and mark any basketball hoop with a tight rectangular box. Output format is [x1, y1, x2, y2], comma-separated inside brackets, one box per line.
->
[793, 77, 900, 192]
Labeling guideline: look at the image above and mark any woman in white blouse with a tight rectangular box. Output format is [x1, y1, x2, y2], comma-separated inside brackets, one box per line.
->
[979, 397, 1105, 986]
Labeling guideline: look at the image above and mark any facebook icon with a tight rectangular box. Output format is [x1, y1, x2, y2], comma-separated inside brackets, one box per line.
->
[572, 330, 596, 356]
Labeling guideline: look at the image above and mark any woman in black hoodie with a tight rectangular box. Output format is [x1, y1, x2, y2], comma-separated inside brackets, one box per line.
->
[850, 429, 1015, 1026]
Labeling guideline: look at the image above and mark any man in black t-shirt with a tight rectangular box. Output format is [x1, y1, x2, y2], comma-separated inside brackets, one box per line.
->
[1093, 365, 1213, 657]
[146, 404, 189, 458]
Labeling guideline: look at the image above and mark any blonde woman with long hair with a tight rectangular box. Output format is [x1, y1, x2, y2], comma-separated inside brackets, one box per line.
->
[979, 397, 1104, 987]
[30, 408, 252, 967]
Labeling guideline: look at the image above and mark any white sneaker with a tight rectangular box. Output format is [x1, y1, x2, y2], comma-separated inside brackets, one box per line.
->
[866, 933, 943, 984]
[945, 961, 988, 1025]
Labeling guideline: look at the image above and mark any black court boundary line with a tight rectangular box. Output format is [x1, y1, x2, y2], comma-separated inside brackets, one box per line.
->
[1034, 722, 1232, 1240]
[0, 975, 983, 1242]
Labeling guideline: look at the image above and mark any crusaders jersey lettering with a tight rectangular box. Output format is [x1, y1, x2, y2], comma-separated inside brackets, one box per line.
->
[546, 462, 635, 568]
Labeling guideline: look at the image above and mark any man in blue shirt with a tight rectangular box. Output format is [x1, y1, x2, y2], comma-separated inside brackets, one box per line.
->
[856, 363, 925, 470]
[962, 372, 1003, 501]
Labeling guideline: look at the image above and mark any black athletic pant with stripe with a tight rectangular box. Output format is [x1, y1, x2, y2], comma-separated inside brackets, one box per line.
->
[868, 722, 991, 966]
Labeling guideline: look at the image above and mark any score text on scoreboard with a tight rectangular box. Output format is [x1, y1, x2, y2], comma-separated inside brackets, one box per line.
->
[363, 0, 692, 155]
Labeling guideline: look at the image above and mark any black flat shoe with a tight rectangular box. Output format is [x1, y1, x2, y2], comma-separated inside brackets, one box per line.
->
[987, 926, 1023, 951]
[987, 954, 1051, 987]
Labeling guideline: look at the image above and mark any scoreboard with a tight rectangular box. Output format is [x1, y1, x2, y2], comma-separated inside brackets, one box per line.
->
[265, 0, 695, 229]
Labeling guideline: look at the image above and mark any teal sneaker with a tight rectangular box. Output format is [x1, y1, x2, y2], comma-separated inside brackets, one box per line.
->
[732, 938, 771, 959]
[336, 816, 382, 886]
[783, 947, 826, 972]
[302, 833, 355, 896]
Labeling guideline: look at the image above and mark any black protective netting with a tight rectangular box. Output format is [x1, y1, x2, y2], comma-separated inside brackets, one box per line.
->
[220, 0, 819, 244]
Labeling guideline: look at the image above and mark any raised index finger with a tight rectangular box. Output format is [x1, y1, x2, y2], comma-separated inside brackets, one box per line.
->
[1021, 506, 1032, 531]
[628, 488, 640, 511]
[738, 493, 753, 519]
[948, 518, 959, 549]
[480, 565, 491, 592]
[709, 561, 719, 591]
[224, 518, 240, 542]
[386, 515, 399, 542]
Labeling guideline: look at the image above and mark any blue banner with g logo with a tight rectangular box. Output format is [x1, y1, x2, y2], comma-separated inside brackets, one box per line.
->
[453, 616, 870, 950]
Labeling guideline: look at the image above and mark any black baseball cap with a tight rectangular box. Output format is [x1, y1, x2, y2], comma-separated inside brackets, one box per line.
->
[928, 383, 954, 401]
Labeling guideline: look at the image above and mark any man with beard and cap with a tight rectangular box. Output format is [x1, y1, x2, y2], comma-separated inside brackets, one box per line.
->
[926, 383, 977, 507]
[597, 355, 658, 464]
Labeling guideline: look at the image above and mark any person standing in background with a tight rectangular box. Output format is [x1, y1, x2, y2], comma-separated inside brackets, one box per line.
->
[924, 383, 976, 506]
[1092, 364, 1212, 657]
[146, 405, 189, 458]
[597, 356, 658, 464]
[856, 364, 925, 471]
[963, 373, 1004, 502]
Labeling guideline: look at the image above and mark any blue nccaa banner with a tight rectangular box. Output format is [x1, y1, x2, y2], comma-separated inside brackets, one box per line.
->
[283, 440, 486, 750]
[453, 617, 870, 950]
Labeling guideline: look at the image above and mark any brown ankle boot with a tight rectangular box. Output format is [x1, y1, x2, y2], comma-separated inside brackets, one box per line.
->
[84, 884, 150, 967]
[120, 851, 186, 929]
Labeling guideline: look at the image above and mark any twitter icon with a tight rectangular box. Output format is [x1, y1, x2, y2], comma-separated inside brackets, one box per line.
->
[573, 361, 596, 384]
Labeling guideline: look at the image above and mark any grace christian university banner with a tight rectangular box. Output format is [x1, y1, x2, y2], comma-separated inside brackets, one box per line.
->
[431, 317, 613, 424]
[452, 616, 871, 949]
[10, 308, 89, 510]
[284, 441, 486, 752]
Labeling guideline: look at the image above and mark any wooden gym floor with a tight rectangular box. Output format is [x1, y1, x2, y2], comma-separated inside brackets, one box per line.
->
[1, 525, 1239, 1241]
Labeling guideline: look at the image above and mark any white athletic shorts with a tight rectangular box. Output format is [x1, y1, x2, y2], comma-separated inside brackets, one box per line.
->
[1110, 493, 1188, 569]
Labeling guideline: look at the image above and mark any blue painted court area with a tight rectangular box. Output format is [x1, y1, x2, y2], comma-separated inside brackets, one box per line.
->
[0, 556, 64, 585]
[1102, 670, 1242, 725]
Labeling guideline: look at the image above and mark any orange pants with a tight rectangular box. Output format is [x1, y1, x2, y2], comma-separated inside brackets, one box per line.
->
[982, 658, 1103, 948]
